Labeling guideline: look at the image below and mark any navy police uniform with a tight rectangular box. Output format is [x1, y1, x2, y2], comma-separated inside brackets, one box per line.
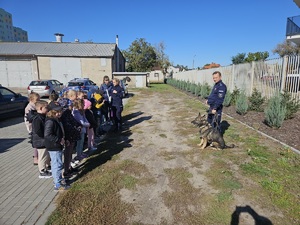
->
[207, 80, 227, 130]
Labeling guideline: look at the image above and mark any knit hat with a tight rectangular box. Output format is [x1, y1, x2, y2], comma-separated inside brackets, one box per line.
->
[84, 99, 92, 110]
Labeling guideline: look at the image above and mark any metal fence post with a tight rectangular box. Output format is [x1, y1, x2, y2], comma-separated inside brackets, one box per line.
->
[250, 61, 255, 96]
[280, 55, 288, 93]
[231, 64, 235, 92]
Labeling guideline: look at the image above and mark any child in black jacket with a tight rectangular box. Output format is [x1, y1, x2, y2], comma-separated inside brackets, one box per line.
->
[28, 100, 51, 178]
[44, 105, 69, 190]
[84, 99, 98, 151]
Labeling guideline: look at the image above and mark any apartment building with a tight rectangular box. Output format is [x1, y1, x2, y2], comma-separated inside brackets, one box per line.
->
[0, 8, 28, 42]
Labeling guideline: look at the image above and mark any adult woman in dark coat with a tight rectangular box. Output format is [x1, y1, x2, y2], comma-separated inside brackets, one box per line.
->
[111, 78, 124, 131]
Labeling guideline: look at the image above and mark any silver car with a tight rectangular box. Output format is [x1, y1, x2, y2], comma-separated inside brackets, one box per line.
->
[27, 79, 64, 97]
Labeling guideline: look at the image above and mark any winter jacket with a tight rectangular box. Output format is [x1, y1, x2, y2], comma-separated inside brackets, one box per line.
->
[85, 109, 97, 129]
[44, 117, 64, 151]
[61, 109, 81, 142]
[100, 82, 113, 102]
[72, 109, 90, 133]
[111, 85, 123, 107]
[93, 93, 104, 109]
[27, 110, 46, 149]
[24, 102, 35, 133]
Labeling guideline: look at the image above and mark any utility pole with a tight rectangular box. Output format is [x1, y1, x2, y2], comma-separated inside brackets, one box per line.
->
[193, 55, 196, 69]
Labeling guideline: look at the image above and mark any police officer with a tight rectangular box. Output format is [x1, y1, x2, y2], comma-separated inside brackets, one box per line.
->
[206, 71, 227, 131]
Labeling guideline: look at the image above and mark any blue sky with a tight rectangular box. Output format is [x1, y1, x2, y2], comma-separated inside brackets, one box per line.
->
[1, 0, 299, 68]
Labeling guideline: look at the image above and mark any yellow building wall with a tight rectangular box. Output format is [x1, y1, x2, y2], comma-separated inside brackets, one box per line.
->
[37, 57, 51, 79]
[81, 58, 112, 85]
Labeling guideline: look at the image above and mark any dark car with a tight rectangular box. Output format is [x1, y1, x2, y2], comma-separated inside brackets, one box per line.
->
[62, 78, 99, 94]
[0, 86, 28, 119]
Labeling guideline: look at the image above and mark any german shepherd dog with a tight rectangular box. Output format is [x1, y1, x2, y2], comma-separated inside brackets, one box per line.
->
[191, 112, 234, 150]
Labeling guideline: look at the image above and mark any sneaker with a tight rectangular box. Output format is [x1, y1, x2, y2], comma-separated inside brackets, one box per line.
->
[54, 184, 71, 191]
[80, 153, 89, 158]
[70, 162, 77, 168]
[89, 146, 98, 151]
[69, 167, 79, 174]
[70, 161, 79, 168]
[73, 155, 82, 161]
[46, 166, 51, 172]
[39, 170, 52, 179]
[63, 167, 79, 178]
[63, 172, 72, 179]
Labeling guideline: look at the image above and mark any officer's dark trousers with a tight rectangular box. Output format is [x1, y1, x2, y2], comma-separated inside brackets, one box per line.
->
[112, 105, 123, 130]
[207, 109, 222, 132]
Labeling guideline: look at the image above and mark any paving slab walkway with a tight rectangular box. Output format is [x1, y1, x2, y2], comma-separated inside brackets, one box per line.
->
[0, 91, 129, 225]
[0, 116, 57, 225]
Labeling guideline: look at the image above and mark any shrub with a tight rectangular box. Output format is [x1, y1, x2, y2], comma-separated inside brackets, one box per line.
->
[195, 84, 201, 96]
[175, 80, 180, 88]
[236, 90, 248, 115]
[264, 93, 286, 128]
[179, 81, 185, 90]
[190, 83, 196, 93]
[200, 82, 211, 99]
[231, 86, 240, 105]
[280, 90, 300, 120]
[189, 83, 195, 94]
[248, 88, 265, 112]
[223, 91, 232, 107]
[186, 81, 191, 92]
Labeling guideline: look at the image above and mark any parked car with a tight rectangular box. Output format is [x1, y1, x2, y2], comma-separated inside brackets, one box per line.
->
[120, 79, 128, 97]
[62, 78, 99, 93]
[0, 86, 28, 119]
[27, 79, 64, 97]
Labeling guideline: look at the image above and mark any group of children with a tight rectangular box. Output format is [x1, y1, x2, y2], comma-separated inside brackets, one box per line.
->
[24, 76, 124, 191]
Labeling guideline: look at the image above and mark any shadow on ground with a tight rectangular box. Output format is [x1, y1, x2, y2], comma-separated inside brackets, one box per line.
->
[220, 120, 231, 136]
[0, 138, 27, 154]
[0, 117, 24, 129]
[230, 205, 273, 225]
[69, 111, 152, 183]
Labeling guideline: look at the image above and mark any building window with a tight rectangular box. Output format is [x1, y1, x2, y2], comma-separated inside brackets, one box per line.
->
[154, 73, 159, 77]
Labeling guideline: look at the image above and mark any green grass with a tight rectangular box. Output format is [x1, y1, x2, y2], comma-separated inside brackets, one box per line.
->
[47, 83, 300, 225]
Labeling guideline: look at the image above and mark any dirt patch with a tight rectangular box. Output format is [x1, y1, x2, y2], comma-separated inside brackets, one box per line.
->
[115, 87, 299, 224]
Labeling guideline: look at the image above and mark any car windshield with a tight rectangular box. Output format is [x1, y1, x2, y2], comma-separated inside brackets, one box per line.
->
[68, 82, 84, 86]
[30, 81, 48, 86]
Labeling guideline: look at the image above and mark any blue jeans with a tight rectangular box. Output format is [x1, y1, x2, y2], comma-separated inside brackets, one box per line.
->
[48, 150, 63, 188]
[76, 133, 85, 156]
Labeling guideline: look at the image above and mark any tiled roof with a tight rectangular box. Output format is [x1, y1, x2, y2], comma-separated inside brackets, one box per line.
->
[0, 42, 116, 57]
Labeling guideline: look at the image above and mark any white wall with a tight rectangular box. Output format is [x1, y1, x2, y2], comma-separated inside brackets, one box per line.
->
[173, 56, 300, 101]
[0, 60, 34, 87]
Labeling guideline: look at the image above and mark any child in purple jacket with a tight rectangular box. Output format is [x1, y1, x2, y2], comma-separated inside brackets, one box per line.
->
[72, 99, 90, 160]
